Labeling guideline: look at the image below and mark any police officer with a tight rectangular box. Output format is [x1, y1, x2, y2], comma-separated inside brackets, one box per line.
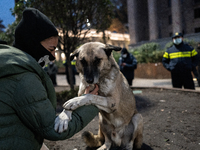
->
[196, 42, 200, 86]
[118, 48, 137, 86]
[162, 32, 199, 89]
[63, 59, 76, 85]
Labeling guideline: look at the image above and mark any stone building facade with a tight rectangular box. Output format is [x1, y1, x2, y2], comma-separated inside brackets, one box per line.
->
[128, 0, 200, 47]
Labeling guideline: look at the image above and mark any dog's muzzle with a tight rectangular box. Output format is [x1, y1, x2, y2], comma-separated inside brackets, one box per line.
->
[86, 76, 94, 84]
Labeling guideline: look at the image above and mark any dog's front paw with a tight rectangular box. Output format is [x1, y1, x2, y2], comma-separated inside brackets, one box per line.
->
[63, 95, 92, 110]
[63, 98, 82, 110]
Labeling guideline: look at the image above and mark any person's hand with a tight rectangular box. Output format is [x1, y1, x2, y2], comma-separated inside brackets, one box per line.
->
[121, 63, 126, 67]
[84, 84, 99, 95]
[54, 109, 72, 133]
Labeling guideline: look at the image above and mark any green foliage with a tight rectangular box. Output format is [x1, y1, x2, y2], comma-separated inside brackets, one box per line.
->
[0, 18, 6, 33]
[112, 43, 165, 64]
[164, 41, 173, 51]
[112, 51, 121, 63]
[126, 39, 198, 64]
[0, 21, 18, 45]
[131, 42, 165, 63]
[183, 38, 198, 48]
[110, 0, 127, 24]
[12, 0, 114, 53]
[55, 60, 64, 68]
[11, 0, 33, 23]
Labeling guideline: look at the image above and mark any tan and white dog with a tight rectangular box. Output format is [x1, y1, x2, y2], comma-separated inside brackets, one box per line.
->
[63, 42, 143, 150]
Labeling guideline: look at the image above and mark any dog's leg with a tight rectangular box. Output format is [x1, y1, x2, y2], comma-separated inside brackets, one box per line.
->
[97, 114, 115, 150]
[123, 141, 134, 150]
[82, 130, 103, 148]
[78, 82, 86, 96]
[82, 114, 105, 148]
[111, 130, 121, 147]
[63, 94, 116, 113]
[97, 135, 112, 150]
[132, 113, 143, 149]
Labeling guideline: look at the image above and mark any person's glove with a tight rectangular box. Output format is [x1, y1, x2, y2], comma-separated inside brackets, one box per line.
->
[54, 109, 72, 133]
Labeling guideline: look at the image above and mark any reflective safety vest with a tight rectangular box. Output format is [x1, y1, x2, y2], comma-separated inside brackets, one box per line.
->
[71, 60, 76, 66]
[163, 49, 197, 59]
[162, 43, 199, 72]
[63, 60, 76, 66]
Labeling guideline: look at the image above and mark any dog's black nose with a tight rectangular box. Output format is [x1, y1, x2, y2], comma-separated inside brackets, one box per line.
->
[86, 78, 94, 84]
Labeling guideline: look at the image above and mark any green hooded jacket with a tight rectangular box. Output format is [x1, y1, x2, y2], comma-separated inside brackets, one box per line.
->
[0, 44, 98, 150]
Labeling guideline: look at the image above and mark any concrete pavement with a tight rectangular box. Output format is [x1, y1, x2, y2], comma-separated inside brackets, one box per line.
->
[56, 74, 200, 91]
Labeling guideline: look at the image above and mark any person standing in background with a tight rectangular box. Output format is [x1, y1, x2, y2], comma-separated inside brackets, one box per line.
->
[63, 59, 77, 85]
[118, 48, 137, 86]
[196, 42, 200, 86]
[162, 32, 199, 89]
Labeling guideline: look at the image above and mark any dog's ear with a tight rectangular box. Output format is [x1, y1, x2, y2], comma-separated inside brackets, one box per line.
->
[104, 44, 122, 57]
[70, 49, 79, 61]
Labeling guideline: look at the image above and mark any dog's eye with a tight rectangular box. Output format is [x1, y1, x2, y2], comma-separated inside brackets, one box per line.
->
[81, 58, 87, 66]
[93, 57, 101, 65]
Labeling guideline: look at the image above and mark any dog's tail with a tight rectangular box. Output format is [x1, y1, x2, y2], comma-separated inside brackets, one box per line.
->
[82, 131, 104, 148]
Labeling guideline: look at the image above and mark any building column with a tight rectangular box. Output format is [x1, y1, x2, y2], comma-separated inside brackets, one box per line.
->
[171, 0, 182, 33]
[127, 0, 139, 44]
[148, 0, 159, 40]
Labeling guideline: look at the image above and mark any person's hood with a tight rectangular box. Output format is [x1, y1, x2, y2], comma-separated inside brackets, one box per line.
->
[13, 8, 58, 62]
[121, 48, 128, 54]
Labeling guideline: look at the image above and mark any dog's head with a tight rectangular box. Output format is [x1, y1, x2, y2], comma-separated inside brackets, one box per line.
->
[70, 42, 121, 84]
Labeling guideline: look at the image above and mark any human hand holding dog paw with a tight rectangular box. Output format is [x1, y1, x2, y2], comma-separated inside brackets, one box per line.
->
[63, 84, 99, 110]
[84, 84, 99, 95]
[54, 109, 72, 133]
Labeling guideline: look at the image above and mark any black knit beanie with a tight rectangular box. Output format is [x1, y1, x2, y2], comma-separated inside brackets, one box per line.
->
[13, 8, 58, 62]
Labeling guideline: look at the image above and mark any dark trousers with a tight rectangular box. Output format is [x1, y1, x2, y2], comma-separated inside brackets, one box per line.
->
[198, 65, 200, 86]
[49, 74, 57, 86]
[127, 78, 133, 86]
[171, 71, 195, 90]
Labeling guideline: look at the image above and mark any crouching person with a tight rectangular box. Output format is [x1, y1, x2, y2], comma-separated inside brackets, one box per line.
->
[0, 8, 99, 150]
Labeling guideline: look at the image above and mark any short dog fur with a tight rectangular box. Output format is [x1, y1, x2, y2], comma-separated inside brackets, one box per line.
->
[63, 42, 143, 150]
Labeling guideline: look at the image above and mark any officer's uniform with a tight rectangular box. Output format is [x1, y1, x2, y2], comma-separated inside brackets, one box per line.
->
[196, 45, 200, 86]
[162, 33, 199, 89]
[63, 60, 77, 85]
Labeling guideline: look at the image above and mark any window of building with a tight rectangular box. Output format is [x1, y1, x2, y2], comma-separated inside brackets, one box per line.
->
[195, 27, 200, 33]
[168, 0, 171, 7]
[168, 15, 172, 24]
[194, 8, 200, 18]
[169, 32, 172, 37]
